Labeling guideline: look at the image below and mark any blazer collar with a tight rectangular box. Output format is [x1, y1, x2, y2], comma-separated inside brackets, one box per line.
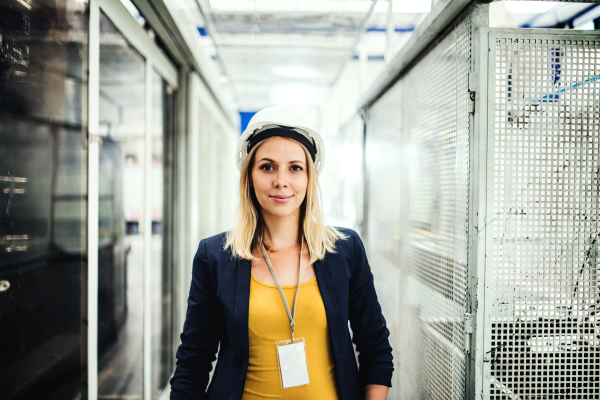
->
[234, 257, 251, 368]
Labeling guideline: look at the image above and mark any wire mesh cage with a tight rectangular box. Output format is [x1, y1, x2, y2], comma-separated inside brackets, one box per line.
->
[364, 4, 600, 400]
[365, 9, 473, 400]
[484, 30, 600, 400]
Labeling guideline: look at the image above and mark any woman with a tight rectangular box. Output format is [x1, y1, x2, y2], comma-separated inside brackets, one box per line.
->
[170, 106, 393, 400]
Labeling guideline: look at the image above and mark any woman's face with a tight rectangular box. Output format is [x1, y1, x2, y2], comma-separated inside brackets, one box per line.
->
[251, 136, 308, 220]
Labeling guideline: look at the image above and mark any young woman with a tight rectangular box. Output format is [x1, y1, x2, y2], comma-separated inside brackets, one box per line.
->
[170, 106, 393, 400]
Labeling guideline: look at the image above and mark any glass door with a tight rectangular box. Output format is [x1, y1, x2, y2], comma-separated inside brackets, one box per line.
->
[96, 11, 146, 399]
[90, 2, 178, 399]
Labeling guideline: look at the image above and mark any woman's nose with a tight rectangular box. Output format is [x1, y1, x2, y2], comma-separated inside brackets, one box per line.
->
[273, 170, 288, 188]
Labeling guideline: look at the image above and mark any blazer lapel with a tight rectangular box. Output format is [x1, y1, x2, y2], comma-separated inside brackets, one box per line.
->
[314, 258, 348, 377]
[234, 257, 251, 368]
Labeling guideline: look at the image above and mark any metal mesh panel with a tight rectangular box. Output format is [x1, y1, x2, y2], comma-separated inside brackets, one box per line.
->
[365, 11, 472, 399]
[486, 31, 600, 400]
[365, 71, 403, 394]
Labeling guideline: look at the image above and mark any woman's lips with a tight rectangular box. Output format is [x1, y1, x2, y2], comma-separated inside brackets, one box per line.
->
[270, 195, 292, 203]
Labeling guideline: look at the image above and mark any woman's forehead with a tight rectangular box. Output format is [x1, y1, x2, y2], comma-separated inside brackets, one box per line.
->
[255, 137, 307, 161]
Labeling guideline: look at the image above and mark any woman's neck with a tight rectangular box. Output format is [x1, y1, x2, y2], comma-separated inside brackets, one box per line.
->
[261, 210, 301, 251]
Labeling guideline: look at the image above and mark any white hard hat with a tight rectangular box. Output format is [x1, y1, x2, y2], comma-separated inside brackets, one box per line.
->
[236, 106, 325, 176]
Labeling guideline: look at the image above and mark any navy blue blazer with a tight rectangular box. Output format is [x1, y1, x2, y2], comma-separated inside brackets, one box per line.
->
[170, 227, 393, 400]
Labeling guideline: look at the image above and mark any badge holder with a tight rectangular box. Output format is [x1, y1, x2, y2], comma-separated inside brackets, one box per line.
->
[276, 337, 310, 389]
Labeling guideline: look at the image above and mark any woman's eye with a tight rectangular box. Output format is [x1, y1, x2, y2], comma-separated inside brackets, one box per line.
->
[260, 164, 274, 171]
[291, 165, 303, 172]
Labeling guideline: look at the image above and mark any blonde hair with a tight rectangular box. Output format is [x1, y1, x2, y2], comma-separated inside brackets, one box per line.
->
[225, 137, 347, 263]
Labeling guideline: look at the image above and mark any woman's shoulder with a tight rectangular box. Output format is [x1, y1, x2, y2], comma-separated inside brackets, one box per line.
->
[201, 231, 229, 248]
[329, 226, 362, 251]
[199, 231, 233, 261]
[332, 226, 357, 238]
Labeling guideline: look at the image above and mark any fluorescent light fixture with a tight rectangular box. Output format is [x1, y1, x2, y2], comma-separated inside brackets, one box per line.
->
[207, 0, 374, 13]
[272, 66, 319, 79]
[269, 83, 320, 107]
[374, 0, 431, 14]
[504, 1, 557, 14]
[374, 0, 389, 13]
[393, 0, 430, 14]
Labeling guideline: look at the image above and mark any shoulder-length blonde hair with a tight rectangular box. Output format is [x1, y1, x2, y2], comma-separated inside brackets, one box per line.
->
[225, 137, 346, 263]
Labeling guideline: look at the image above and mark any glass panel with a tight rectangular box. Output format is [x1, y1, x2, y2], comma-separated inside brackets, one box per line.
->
[150, 70, 175, 399]
[0, 0, 88, 398]
[97, 11, 145, 399]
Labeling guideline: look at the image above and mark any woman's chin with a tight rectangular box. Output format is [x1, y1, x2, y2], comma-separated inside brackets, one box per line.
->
[261, 204, 299, 219]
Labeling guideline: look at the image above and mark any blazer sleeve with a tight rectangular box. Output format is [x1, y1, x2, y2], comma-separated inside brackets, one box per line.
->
[170, 239, 223, 399]
[347, 230, 394, 387]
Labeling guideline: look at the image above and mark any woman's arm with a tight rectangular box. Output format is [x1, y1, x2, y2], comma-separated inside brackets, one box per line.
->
[365, 384, 389, 400]
[346, 229, 394, 390]
[170, 240, 224, 399]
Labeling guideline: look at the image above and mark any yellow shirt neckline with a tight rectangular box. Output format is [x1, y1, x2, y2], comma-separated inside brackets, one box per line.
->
[250, 271, 317, 289]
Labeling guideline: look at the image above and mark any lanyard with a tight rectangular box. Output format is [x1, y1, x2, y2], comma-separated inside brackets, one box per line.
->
[260, 236, 304, 341]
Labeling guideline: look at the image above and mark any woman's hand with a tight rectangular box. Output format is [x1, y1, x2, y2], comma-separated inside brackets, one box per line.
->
[365, 384, 389, 399]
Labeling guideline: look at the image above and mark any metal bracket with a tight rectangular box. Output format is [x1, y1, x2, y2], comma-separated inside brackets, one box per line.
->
[464, 312, 474, 334]
[464, 312, 474, 353]
[468, 91, 475, 114]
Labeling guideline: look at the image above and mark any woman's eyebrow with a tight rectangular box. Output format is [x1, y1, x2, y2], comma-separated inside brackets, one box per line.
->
[258, 158, 305, 165]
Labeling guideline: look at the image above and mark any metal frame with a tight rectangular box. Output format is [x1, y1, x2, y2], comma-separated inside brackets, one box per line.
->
[87, 1, 180, 399]
[468, 23, 491, 400]
[98, 0, 178, 89]
[87, 4, 100, 400]
[174, 70, 190, 378]
[154, 0, 237, 130]
[143, 60, 153, 400]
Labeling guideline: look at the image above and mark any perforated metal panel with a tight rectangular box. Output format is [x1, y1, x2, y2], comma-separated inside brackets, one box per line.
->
[365, 70, 403, 395]
[484, 30, 600, 400]
[365, 10, 472, 399]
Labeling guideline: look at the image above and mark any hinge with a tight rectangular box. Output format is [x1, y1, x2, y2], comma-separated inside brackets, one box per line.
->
[468, 91, 475, 114]
[464, 312, 474, 353]
[464, 312, 474, 334]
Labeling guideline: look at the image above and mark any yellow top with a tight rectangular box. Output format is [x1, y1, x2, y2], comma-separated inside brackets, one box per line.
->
[242, 272, 339, 399]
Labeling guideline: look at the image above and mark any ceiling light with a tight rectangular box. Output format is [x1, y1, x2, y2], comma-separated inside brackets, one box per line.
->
[207, 0, 375, 13]
[272, 66, 319, 79]
[374, 0, 431, 14]
[270, 83, 320, 107]
[504, 1, 557, 14]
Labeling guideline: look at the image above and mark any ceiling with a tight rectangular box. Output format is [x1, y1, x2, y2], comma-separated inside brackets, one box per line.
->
[182, 0, 600, 114]
[194, 0, 378, 110]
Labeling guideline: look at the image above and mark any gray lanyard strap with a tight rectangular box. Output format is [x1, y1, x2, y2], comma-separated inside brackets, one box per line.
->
[260, 236, 303, 341]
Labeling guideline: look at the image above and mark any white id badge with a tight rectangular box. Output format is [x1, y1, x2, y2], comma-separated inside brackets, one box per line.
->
[275, 338, 310, 389]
